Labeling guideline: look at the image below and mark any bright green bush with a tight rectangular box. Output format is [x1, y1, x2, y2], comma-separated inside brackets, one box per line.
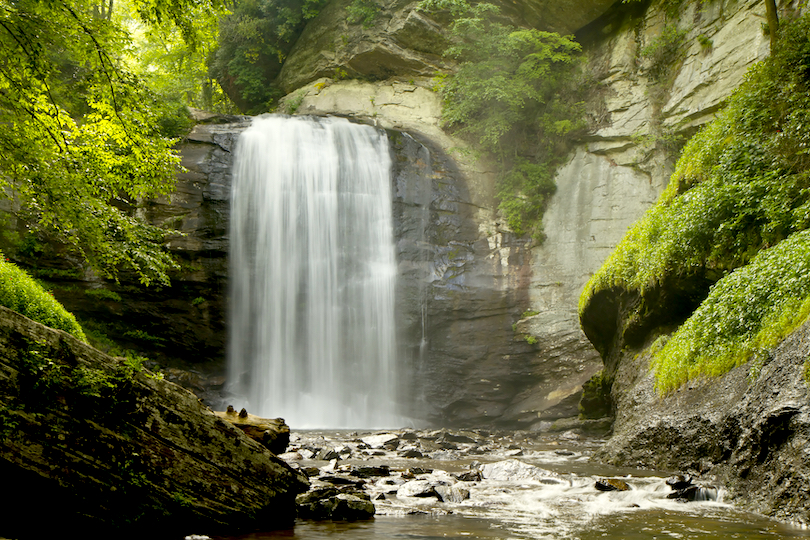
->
[421, 0, 585, 240]
[580, 13, 810, 390]
[581, 13, 810, 314]
[0, 256, 86, 341]
[652, 230, 810, 391]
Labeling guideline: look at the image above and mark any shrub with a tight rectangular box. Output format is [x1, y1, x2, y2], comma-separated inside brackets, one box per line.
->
[652, 230, 810, 391]
[420, 0, 585, 240]
[0, 255, 86, 341]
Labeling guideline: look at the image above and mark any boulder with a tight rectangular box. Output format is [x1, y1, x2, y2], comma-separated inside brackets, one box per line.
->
[595, 478, 631, 492]
[398, 480, 440, 498]
[361, 432, 400, 448]
[480, 459, 567, 485]
[434, 485, 471, 503]
[213, 407, 290, 455]
[297, 487, 376, 520]
[0, 306, 308, 538]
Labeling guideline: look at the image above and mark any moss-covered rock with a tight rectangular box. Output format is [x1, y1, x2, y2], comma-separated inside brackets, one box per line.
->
[0, 305, 308, 538]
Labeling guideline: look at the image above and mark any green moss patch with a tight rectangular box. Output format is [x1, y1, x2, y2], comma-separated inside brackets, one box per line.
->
[580, 14, 810, 390]
[652, 229, 810, 391]
[0, 256, 86, 341]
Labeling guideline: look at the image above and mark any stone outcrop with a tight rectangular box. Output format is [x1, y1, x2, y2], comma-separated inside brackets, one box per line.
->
[277, 0, 619, 94]
[0, 305, 308, 538]
[595, 319, 810, 523]
[213, 407, 291, 455]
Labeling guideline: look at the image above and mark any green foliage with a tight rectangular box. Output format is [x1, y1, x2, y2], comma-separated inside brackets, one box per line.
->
[347, 0, 380, 28]
[123, 329, 166, 345]
[191, 296, 206, 306]
[581, 13, 810, 391]
[17, 338, 143, 416]
[123, 0, 234, 117]
[210, 0, 329, 113]
[421, 0, 585, 240]
[0, 0, 225, 286]
[652, 230, 810, 391]
[697, 34, 713, 50]
[85, 288, 123, 302]
[640, 24, 688, 83]
[0, 257, 86, 340]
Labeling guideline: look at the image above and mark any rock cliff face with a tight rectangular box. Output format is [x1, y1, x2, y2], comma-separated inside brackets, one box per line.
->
[276, 0, 618, 93]
[0, 305, 308, 538]
[595, 319, 810, 524]
[5, 0, 786, 429]
[574, 0, 810, 524]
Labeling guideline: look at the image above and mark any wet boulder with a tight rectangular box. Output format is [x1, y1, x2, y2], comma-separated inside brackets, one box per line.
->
[361, 433, 400, 449]
[213, 407, 291, 455]
[398, 479, 441, 498]
[595, 478, 631, 492]
[297, 487, 375, 520]
[435, 485, 471, 503]
[480, 459, 567, 485]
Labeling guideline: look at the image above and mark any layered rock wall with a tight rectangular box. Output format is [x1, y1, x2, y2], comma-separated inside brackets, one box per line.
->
[0, 305, 308, 538]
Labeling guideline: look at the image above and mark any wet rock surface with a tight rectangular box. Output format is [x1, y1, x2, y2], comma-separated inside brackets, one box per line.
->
[0, 306, 308, 539]
[597, 319, 810, 524]
[280, 426, 726, 529]
[212, 406, 291, 455]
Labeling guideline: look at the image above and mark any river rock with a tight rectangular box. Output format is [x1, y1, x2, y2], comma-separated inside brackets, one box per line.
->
[480, 459, 566, 485]
[595, 478, 631, 492]
[398, 480, 441, 498]
[0, 306, 308, 538]
[317, 448, 341, 461]
[297, 487, 376, 520]
[434, 485, 471, 503]
[361, 433, 400, 448]
[212, 408, 290, 455]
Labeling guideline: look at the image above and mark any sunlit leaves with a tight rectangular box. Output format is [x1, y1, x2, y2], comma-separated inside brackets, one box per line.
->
[0, 0, 222, 285]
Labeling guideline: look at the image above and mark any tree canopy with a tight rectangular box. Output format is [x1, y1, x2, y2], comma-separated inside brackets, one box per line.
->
[0, 0, 225, 286]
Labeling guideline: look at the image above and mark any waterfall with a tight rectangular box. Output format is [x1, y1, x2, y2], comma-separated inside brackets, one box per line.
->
[227, 115, 401, 429]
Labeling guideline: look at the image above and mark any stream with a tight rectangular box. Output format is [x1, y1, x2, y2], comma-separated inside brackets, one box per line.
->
[213, 429, 810, 540]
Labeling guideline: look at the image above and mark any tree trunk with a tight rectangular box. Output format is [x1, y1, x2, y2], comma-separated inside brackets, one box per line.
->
[765, 0, 779, 49]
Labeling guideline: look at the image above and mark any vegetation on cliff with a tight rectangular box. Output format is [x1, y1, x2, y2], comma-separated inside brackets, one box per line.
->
[209, 0, 330, 113]
[580, 13, 810, 390]
[419, 0, 586, 240]
[0, 255, 86, 341]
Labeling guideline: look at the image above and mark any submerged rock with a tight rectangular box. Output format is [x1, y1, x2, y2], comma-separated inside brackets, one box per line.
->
[0, 306, 308, 538]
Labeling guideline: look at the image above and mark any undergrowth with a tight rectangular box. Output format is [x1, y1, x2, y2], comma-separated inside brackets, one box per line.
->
[0, 254, 86, 341]
[580, 13, 810, 390]
[652, 230, 810, 391]
[419, 0, 586, 240]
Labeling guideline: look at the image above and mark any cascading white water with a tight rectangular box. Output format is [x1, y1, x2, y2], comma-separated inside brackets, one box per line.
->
[227, 115, 400, 428]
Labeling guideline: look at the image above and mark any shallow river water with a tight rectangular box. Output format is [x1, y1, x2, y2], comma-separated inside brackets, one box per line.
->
[214, 429, 810, 540]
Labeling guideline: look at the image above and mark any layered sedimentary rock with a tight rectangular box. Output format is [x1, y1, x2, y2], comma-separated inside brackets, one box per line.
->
[276, 0, 618, 93]
[0, 305, 308, 538]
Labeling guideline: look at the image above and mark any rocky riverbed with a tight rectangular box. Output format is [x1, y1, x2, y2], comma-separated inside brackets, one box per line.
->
[199, 428, 810, 540]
